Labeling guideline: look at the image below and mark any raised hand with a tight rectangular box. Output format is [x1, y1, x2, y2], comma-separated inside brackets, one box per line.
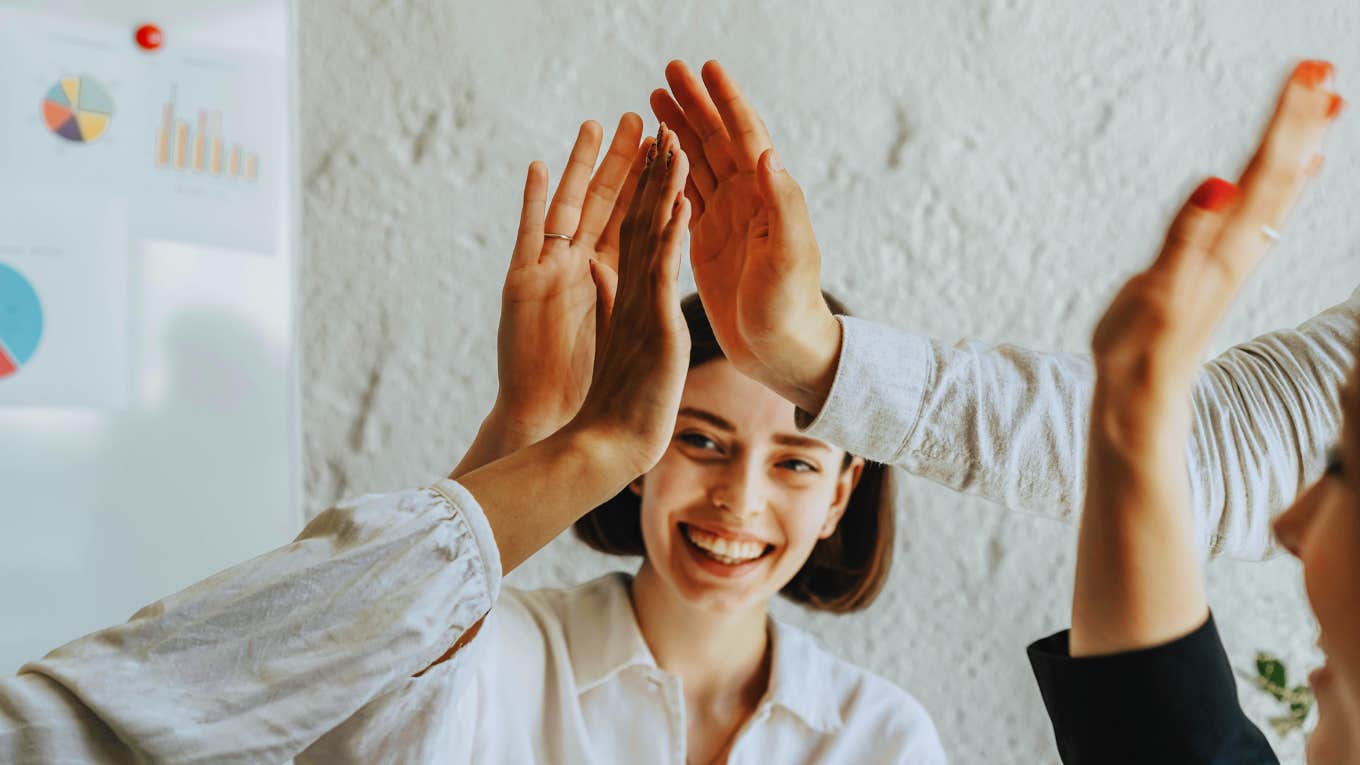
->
[494, 114, 649, 442]
[451, 115, 650, 482]
[452, 127, 691, 575]
[569, 125, 693, 474]
[650, 60, 841, 415]
[1071, 61, 1344, 656]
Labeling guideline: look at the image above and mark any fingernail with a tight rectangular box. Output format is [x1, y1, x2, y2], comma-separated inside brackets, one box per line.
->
[1328, 94, 1346, 119]
[767, 150, 783, 172]
[1190, 177, 1240, 211]
[1294, 60, 1335, 90]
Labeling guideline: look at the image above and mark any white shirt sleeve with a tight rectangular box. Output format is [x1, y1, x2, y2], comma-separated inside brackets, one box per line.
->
[796, 287, 1360, 560]
[0, 477, 500, 764]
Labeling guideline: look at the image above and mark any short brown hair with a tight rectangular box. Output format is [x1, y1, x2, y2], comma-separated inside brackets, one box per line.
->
[573, 291, 895, 612]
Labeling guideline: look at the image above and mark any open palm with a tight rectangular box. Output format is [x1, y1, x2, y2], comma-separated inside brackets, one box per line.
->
[650, 61, 841, 414]
[496, 114, 649, 436]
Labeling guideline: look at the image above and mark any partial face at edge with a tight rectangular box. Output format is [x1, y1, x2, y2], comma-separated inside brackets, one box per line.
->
[631, 358, 865, 614]
[1274, 378, 1360, 764]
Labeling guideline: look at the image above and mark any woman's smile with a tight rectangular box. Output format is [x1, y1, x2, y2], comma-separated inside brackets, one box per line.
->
[677, 521, 776, 578]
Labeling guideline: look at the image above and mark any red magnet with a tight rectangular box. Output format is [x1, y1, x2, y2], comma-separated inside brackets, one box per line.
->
[135, 24, 163, 52]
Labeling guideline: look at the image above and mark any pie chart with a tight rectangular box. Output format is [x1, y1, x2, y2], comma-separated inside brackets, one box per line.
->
[42, 75, 114, 144]
[0, 264, 43, 379]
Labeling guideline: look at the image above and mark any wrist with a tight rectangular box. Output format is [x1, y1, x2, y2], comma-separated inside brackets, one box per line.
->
[556, 419, 660, 483]
[759, 310, 842, 416]
[483, 403, 559, 452]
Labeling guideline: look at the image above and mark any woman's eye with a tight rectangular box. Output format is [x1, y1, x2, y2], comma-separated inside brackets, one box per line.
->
[678, 433, 719, 451]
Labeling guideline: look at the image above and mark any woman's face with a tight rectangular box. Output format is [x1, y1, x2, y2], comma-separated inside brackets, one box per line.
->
[631, 358, 865, 614]
[1273, 385, 1360, 763]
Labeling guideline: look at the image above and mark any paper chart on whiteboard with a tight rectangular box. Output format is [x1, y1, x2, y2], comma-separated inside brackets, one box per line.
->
[138, 51, 282, 254]
[0, 193, 128, 408]
[0, 5, 284, 255]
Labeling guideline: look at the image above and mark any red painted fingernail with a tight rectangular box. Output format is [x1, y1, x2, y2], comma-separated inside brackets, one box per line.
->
[1294, 60, 1335, 89]
[1328, 94, 1346, 119]
[1190, 177, 1240, 211]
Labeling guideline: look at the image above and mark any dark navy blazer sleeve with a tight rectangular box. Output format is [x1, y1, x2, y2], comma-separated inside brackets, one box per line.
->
[1026, 614, 1279, 764]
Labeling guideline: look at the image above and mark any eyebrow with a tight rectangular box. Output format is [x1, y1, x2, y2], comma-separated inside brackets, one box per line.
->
[677, 407, 832, 451]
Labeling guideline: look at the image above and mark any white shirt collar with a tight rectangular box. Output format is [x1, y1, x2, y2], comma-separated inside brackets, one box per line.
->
[562, 572, 844, 734]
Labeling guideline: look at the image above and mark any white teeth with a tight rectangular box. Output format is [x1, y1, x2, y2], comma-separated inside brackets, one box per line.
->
[682, 524, 766, 563]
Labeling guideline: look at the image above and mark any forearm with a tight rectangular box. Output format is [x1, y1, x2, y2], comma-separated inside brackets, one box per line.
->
[6, 484, 500, 762]
[797, 298, 1357, 561]
[449, 405, 556, 480]
[455, 424, 637, 573]
[793, 316, 1093, 515]
[1070, 387, 1208, 657]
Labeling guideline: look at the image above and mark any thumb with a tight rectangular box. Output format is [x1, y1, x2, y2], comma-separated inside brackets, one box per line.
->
[755, 148, 811, 236]
[589, 258, 618, 381]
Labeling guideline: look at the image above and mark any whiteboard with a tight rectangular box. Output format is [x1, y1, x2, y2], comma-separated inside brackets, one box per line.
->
[0, 0, 299, 671]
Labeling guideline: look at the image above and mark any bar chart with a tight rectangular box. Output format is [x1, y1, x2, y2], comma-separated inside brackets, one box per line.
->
[154, 87, 259, 181]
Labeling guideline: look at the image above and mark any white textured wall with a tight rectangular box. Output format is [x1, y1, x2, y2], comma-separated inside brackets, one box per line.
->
[299, 2, 1360, 761]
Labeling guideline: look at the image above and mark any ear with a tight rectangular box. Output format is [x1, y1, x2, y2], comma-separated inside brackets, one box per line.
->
[819, 456, 865, 539]
[628, 476, 644, 497]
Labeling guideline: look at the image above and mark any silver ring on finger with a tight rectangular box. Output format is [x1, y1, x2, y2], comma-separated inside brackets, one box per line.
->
[543, 233, 574, 243]
[1260, 225, 1281, 243]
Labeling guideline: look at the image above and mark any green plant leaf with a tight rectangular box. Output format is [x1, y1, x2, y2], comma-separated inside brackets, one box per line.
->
[1256, 653, 1287, 699]
[1269, 715, 1304, 737]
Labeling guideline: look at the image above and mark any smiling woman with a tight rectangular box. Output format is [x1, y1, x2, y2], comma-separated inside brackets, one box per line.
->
[576, 292, 894, 615]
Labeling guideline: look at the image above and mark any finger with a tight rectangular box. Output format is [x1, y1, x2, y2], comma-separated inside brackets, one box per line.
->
[576, 113, 645, 249]
[598, 136, 653, 269]
[651, 88, 717, 197]
[700, 60, 774, 174]
[1151, 177, 1240, 277]
[543, 120, 604, 251]
[589, 258, 618, 383]
[645, 129, 689, 246]
[684, 175, 705, 220]
[635, 126, 672, 244]
[617, 132, 663, 288]
[511, 161, 549, 269]
[658, 193, 692, 287]
[754, 149, 812, 253]
[1214, 60, 1342, 283]
[664, 59, 739, 182]
[1143, 177, 1242, 344]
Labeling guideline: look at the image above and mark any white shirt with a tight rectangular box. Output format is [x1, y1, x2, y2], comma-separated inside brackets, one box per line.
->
[301, 573, 947, 764]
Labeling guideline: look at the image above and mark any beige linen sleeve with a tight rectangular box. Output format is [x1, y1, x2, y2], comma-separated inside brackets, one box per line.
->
[0, 478, 500, 764]
[796, 287, 1360, 560]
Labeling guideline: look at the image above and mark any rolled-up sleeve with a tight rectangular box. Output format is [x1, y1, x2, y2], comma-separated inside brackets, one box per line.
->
[797, 286, 1360, 560]
[0, 478, 500, 764]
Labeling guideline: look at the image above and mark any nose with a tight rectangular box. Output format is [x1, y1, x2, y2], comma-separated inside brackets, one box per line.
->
[1272, 480, 1325, 557]
[709, 457, 767, 519]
